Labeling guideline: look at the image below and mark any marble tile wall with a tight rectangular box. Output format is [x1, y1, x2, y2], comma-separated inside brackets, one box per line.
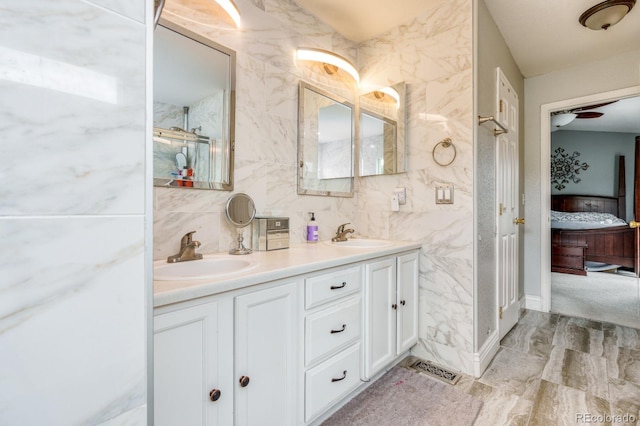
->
[0, 0, 149, 424]
[356, 0, 475, 374]
[154, 0, 359, 258]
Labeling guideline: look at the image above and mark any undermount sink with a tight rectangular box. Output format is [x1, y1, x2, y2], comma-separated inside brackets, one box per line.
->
[154, 255, 258, 281]
[325, 239, 394, 248]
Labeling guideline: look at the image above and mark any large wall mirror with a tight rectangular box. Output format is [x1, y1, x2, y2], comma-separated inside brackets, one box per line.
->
[298, 82, 355, 197]
[153, 19, 236, 190]
[359, 82, 407, 176]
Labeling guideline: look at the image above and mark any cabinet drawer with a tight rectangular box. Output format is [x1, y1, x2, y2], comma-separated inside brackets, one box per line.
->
[305, 343, 361, 422]
[305, 296, 360, 366]
[305, 265, 362, 309]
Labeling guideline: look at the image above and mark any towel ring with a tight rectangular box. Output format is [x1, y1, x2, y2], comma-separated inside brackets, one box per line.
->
[432, 138, 457, 167]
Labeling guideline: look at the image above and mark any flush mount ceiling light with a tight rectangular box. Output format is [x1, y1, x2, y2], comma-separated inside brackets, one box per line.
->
[579, 0, 636, 30]
[296, 47, 360, 85]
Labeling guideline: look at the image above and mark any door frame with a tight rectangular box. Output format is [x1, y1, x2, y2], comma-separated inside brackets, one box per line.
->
[539, 85, 640, 312]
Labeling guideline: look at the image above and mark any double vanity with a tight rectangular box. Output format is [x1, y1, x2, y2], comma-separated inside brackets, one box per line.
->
[153, 239, 421, 425]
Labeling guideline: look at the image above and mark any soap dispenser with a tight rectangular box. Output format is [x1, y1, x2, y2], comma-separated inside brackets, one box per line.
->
[307, 212, 318, 243]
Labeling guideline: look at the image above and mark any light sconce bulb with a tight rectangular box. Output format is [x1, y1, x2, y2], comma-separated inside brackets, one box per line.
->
[296, 47, 360, 85]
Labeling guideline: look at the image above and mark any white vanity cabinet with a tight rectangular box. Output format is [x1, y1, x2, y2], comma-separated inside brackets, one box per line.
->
[362, 251, 419, 380]
[303, 265, 363, 423]
[153, 279, 299, 426]
[154, 298, 234, 426]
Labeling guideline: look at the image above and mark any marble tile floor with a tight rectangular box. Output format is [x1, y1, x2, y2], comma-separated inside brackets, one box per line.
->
[428, 310, 640, 425]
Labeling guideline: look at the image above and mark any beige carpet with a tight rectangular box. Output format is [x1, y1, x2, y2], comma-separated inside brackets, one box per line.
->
[322, 366, 483, 426]
[551, 271, 640, 329]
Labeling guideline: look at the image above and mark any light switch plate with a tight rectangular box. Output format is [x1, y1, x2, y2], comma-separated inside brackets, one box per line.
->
[394, 187, 406, 205]
[435, 184, 454, 204]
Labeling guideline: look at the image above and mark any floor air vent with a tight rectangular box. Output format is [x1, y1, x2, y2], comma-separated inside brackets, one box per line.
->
[410, 360, 461, 385]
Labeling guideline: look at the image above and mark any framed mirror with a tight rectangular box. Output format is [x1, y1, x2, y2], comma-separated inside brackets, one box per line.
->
[358, 82, 407, 176]
[298, 82, 355, 197]
[153, 19, 236, 190]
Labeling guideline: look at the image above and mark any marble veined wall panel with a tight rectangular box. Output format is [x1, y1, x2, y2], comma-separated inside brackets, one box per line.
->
[0, 217, 147, 424]
[0, 0, 146, 216]
[0, 0, 149, 424]
[357, 0, 475, 374]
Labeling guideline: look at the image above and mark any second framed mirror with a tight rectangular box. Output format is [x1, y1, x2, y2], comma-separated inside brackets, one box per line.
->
[359, 82, 407, 177]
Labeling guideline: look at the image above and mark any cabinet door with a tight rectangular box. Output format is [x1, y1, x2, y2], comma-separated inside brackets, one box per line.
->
[234, 280, 299, 426]
[154, 300, 233, 426]
[362, 257, 396, 380]
[396, 251, 419, 354]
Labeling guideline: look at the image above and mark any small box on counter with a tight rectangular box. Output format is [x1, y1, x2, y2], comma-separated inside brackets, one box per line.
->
[252, 217, 289, 251]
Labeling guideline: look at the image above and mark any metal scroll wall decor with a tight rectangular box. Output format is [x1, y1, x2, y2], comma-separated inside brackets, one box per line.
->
[551, 147, 590, 191]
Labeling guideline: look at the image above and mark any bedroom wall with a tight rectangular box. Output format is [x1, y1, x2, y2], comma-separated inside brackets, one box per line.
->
[551, 130, 637, 221]
[523, 48, 640, 300]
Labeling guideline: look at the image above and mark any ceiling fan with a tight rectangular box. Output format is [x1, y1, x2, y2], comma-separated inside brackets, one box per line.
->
[551, 101, 618, 128]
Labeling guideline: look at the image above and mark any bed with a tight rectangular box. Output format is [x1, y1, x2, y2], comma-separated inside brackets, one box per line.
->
[551, 149, 640, 277]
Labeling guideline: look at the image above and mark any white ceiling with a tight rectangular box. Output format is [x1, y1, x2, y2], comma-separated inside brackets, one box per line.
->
[293, 0, 640, 133]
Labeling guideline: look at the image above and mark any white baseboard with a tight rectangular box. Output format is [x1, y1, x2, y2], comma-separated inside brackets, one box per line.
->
[473, 329, 499, 377]
[525, 294, 543, 312]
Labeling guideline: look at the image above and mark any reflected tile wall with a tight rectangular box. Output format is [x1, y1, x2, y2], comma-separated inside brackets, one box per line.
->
[357, 0, 475, 374]
[0, 0, 148, 424]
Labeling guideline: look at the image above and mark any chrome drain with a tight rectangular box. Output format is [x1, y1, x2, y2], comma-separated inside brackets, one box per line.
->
[410, 360, 460, 385]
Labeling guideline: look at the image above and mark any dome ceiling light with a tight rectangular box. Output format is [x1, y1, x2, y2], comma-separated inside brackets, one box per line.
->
[579, 0, 636, 30]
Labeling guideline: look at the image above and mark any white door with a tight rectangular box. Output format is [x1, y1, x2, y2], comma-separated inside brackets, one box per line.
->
[496, 68, 521, 339]
[362, 257, 396, 380]
[234, 281, 299, 426]
[154, 300, 234, 426]
[396, 252, 419, 354]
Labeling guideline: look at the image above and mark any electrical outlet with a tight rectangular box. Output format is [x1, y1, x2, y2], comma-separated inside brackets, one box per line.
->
[394, 187, 406, 205]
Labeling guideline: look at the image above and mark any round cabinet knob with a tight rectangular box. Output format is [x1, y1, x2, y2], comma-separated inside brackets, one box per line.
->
[400, 300, 406, 306]
[239, 375, 250, 387]
[209, 389, 221, 402]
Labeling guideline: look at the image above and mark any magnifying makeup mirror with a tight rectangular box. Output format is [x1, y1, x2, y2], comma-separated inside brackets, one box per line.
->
[225, 193, 256, 255]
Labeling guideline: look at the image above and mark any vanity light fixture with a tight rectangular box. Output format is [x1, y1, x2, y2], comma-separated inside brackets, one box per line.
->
[373, 86, 401, 108]
[579, 0, 635, 30]
[296, 47, 360, 85]
[216, 0, 241, 28]
[162, 0, 241, 29]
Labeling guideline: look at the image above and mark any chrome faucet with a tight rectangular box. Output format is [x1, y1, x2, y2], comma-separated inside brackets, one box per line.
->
[331, 223, 355, 242]
[167, 231, 203, 263]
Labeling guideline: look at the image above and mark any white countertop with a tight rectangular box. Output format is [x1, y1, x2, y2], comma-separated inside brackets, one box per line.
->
[154, 240, 421, 308]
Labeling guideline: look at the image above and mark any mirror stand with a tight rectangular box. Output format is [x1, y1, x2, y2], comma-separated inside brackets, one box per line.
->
[230, 227, 252, 255]
[225, 193, 256, 255]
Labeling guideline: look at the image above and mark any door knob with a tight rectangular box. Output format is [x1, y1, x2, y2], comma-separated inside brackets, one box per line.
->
[209, 389, 221, 402]
[239, 375, 250, 387]
[630, 221, 640, 228]
[513, 217, 525, 225]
